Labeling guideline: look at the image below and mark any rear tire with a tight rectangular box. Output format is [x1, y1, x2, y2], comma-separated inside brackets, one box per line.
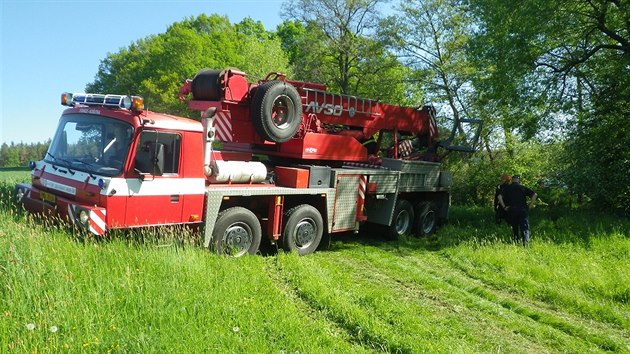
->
[251, 80, 302, 143]
[387, 199, 415, 240]
[212, 207, 261, 257]
[192, 68, 222, 101]
[415, 201, 437, 237]
[282, 204, 323, 255]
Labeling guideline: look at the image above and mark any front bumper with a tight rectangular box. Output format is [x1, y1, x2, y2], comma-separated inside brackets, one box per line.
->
[15, 183, 107, 235]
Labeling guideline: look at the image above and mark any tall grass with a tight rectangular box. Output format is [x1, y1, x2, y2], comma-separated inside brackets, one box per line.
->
[1, 173, 629, 352]
[0, 214, 364, 352]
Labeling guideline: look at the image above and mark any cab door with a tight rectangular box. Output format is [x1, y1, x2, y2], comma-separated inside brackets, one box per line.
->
[125, 130, 185, 226]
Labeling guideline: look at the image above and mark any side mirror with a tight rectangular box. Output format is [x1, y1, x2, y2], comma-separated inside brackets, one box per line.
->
[135, 141, 165, 178]
[150, 142, 165, 176]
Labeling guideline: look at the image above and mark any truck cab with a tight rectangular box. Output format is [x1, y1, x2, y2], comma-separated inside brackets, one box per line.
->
[15, 93, 206, 234]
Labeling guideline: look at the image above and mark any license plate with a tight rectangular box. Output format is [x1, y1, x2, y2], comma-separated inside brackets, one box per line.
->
[40, 191, 56, 204]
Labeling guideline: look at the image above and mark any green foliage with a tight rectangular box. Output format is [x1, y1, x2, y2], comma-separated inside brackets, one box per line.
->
[275, 20, 306, 66]
[0, 141, 50, 167]
[561, 64, 630, 214]
[280, 0, 416, 104]
[86, 14, 290, 118]
[464, 0, 630, 214]
[446, 140, 572, 206]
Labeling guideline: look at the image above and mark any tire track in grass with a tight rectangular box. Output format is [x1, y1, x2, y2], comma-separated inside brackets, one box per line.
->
[441, 251, 630, 333]
[440, 255, 630, 351]
[344, 245, 627, 352]
[263, 256, 382, 353]
[417, 251, 630, 351]
[331, 251, 567, 353]
[276, 251, 548, 353]
[270, 253, 445, 353]
[405, 252, 627, 352]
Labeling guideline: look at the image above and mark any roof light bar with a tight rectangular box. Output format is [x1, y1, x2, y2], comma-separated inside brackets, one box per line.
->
[61, 92, 144, 111]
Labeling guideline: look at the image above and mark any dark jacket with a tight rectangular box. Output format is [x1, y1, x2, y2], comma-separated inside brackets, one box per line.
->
[501, 183, 535, 209]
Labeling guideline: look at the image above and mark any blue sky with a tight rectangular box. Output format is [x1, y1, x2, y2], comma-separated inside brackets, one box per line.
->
[0, 0, 286, 144]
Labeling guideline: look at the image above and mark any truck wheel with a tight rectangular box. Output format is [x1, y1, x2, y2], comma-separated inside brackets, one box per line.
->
[282, 204, 323, 255]
[415, 201, 437, 237]
[212, 207, 262, 257]
[387, 199, 415, 240]
[251, 80, 302, 143]
[192, 68, 222, 101]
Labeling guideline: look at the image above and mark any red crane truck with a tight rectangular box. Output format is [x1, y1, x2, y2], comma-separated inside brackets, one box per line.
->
[15, 68, 454, 256]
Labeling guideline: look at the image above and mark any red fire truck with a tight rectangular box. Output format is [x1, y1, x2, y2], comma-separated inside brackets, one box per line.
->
[15, 68, 458, 256]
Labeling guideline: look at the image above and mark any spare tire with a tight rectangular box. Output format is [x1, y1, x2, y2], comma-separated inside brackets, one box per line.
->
[251, 80, 302, 143]
[192, 68, 222, 101]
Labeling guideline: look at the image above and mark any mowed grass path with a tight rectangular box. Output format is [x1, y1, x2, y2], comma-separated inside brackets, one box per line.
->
[1, 173, 629, 352]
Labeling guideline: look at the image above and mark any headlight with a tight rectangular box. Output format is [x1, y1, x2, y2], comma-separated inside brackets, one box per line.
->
[15, 188, 25, 203]
[79, 210, 89, 225]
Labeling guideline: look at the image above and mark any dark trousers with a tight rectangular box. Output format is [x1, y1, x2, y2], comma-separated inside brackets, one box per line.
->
[495, 207, 506, 224]
[507, 207, 530, 245]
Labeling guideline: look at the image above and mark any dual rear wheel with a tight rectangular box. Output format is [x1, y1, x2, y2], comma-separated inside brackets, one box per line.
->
[386, 199, 437, 240]
[211, 204, 323, 257]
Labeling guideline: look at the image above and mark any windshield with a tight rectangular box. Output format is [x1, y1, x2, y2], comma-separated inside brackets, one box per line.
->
[46, 114, 134, 177]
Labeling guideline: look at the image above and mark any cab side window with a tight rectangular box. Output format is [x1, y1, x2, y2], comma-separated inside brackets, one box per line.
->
[134, 131, 181, 175]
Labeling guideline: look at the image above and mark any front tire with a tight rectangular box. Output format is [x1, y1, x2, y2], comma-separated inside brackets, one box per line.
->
[282, 204, 323, 255]
[212, 207, 262, 257]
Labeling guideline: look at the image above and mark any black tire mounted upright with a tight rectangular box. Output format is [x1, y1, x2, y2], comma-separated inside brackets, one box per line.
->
[251, 80, 302, 143]
[211, 207, 262, 257]
[282, 204, 323, 255]
[191, 68, 222, 101]
[387, 199, 415, 240]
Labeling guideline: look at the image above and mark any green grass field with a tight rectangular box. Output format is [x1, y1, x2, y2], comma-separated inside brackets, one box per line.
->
[1, 171, 629, 353]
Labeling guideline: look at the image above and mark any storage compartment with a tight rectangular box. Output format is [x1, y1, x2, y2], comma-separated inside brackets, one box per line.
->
[296, 164, 332, 188]
[275, 166, 309, 188]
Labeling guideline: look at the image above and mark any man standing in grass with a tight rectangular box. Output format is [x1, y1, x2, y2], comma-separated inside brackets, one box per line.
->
[497, 175, 537, 245]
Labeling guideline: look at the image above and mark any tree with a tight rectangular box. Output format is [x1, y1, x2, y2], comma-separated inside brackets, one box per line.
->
[466, 0, 629, 133]
[385, 0, 483, 151]
[0, 141, 50, 167]
[275, 20, 306, 66]
[466, 0, 630, 212]
[280, 0, 415, 104]
[561, 62, 630, 213]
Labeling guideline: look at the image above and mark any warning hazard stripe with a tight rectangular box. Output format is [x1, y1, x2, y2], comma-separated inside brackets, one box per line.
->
[214, 111, 233, 142]
[356, 175, 367, 221]
[358, 175, 366, 200]
[66, 204, 106, 235]
[89, 209, 106, 235]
